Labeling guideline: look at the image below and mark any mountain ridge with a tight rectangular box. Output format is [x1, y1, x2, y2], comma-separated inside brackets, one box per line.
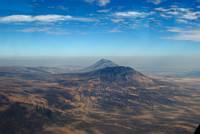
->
[60, 59, 157, 88]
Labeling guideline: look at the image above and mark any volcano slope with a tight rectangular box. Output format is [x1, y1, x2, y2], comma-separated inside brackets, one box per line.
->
[0, 61, 200, 134]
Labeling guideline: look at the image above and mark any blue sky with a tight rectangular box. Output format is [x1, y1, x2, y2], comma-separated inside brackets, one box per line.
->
[0, 0, 200, 58]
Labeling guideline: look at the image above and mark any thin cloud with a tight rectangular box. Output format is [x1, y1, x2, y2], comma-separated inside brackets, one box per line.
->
[165, 27, 200, 42]
[97, 9, 110, 13]
[85, 0, 110, 6]
[98, 0, 110, 6]
[147, 0, 163, 5]
[110, 11, 150, 30]
[114, 11, 148, 18]
[155, 6, 200, 22]
[0, 15, 96, 23]
[111, 18, 124, 23]
[19, 27, 70, 35]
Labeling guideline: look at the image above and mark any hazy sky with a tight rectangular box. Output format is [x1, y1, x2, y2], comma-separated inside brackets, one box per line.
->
[0, 0, 200, 58]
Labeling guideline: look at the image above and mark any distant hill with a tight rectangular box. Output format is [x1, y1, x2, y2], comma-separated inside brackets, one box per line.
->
[0, 66, 51, 80]
[182, 71, 200, 77]
[62, 59, 157, 87]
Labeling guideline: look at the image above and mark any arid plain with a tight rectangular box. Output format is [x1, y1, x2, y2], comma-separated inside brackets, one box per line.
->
[0, 59, 199, 134]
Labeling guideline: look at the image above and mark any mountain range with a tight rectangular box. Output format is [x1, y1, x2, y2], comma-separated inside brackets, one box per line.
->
[0, 59, 199, 134]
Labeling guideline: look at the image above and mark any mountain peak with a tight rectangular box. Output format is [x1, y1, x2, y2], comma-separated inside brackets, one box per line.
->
[81, 59, 118, 72]
[97, 58, 111, 62]
[95, 58, 117, 65]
